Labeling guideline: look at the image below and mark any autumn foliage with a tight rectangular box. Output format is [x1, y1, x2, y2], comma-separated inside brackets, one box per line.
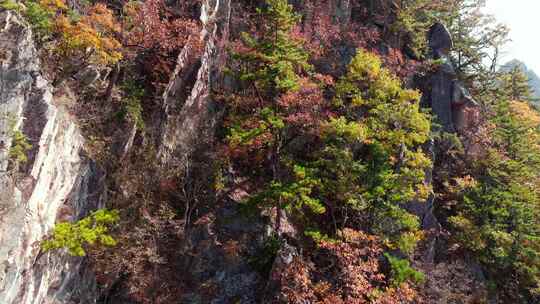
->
[13, 0, 540, 302]
[24, 0, 122, 65]
[55, 3, 122, 65]
[123, 0, 200, 55]
[268, 229, 422, 303]
[223, 2, 431, 300]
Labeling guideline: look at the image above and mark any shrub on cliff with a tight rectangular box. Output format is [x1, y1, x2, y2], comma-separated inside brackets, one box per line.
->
[20, 0, 122, 83]
[224, 0, 327, 225]
[42, 209, 119, 256]
[223, 0, 432, 263]
[9, 129, 32, 165]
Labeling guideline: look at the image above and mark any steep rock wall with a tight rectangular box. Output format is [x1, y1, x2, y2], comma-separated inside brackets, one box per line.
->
[158, 0, 231, 169]
[0, 10, 102, 304]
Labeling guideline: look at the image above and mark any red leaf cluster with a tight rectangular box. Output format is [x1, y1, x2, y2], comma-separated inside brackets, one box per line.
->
[277, 78, 328, 129]
[268, 229, 421, 304]
[125, 0, 200, 54]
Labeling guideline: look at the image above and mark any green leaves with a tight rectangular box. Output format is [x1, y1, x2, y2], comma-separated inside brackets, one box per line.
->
[236, 0, 310, 95]
[0, 0, 21, 11]
[321, 117, 367, 143]
[227, 4, 431, 260]
[24, 0, 56, 38]
[9, 130, 32, 165]
[227, 107, 284, 148]
[450, 98, 540, 299]
[384, 253, 425, 287]
[120, 79, 145, 130]
[248, 165, 325, 216]
[42, 209, 120, 256]
[324, 49, 431, 252]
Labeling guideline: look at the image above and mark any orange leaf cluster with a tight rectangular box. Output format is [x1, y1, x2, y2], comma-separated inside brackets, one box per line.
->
[269, 229, 422, 304]
[56, 4, 122, 65]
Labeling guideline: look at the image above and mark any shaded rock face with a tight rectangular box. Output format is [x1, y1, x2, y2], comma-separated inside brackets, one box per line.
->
[157, 1, 271, 302]
[409, 23, 481, 264]
[0, 10, 102, 304]
[428, 23, 453, 59]
[424, 22, 478, 133]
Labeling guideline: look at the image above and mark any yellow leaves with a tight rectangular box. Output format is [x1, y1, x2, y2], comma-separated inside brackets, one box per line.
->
[57, 5, 122, 65]
[454, 175, 477, 191]
[396, 230, 424, 255]
[34, 1, 122, 66]
[509, 100, 540, 129]
[415, 182, 431, 201]
[405, 148, 431, 169]
[399, 89, 421, 103]
[348, 49, 382, 81]
[38, 0, 67, 11]
[321, 117, 367, 142]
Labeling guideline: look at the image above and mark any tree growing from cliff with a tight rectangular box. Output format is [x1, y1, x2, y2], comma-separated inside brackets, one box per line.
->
[450, 99, 540, 301]
[8, 129, 32, 166]
[20, 0, 123, 83]
[226, 1, 432, 256]
[442, 0, 509, 84]
[391, 0, 455, 58]
[319, 49, 432, 253]
[42, 209, 120, 256]
[225, 0, 327, 228]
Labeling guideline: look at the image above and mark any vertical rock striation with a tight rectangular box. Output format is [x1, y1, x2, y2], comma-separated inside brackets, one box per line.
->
[159, 0, 231, 170]
[0, 10, 102, 304]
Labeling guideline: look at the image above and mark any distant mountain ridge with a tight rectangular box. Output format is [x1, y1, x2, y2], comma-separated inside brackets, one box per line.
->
[501, 59, 540, 100]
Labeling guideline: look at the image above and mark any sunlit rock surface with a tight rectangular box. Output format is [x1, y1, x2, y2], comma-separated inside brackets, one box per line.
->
[0, 10, 102, 304]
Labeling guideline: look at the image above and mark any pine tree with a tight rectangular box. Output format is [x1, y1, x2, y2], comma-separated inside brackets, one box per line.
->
[501, 66, 534, 102]
[42, 209, 120, 256]
[320, 49, 432, 252]
[450, 99, 540, 301]
[225, 0, 326, 229]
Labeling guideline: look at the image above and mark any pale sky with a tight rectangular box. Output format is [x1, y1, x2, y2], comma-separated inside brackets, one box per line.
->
[485, 0, 540, 73]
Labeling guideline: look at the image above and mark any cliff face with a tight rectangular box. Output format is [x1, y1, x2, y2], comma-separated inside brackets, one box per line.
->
[0, 0, 239, 302]
[0, 1, 490, 303]
[159, 0, 230, 169]
[0, 10, 102, 303]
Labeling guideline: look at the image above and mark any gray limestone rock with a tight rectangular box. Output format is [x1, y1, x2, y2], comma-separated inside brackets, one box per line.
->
[158, 0, 230, 171]
[74, 66, 100, 87]
[0, 10, 101, 304]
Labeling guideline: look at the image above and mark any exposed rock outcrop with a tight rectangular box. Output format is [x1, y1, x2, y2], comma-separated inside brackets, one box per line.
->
[158, 0, 231, 170]
[410, 23, 480, 264]
[157, 1, 270, 302]
[0, 10, 102, 304]
[0, 2, 491, 303]
[424, 23, 478, 133]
